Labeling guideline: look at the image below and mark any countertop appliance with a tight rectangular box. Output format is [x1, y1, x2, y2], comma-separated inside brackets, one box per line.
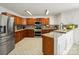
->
[34, 22, 42, 36]
[0, 15, 15, 55]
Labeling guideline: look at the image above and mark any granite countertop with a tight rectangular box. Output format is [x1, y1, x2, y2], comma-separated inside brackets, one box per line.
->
[42, 32, 54, 38]
[15, 28, 34, 32]
[53, 30, 69, 33]
[53, 28, 76, 33]
[42, 28, 53, 30]
[41, 29, 75, 38]
[15, 29, 25, 32]
[15, 27, 53, 32]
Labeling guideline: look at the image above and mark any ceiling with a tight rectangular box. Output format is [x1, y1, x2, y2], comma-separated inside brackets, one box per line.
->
[0, 3, 79, 16]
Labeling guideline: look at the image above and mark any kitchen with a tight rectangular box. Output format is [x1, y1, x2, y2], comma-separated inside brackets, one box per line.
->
[0, 3, 79, 55]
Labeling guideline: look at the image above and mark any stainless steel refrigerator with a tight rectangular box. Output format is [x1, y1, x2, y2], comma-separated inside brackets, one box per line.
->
[0, 15, 15, 55]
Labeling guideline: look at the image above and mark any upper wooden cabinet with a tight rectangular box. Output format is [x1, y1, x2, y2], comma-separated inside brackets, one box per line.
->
[26, 18, 49, 25]
[27, 18, 35, 25]
[15, 31, 21, 43]
[14, 16, 23, 25]
[1, 12, 23, 25]
[22, 18, 27, 25]
[40, 18, 49, 25]
[2, 12, 49, 25]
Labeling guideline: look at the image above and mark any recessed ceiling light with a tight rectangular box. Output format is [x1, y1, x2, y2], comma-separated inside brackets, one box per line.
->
[45, 9, 49, 15]
[24, 9, 32, 15]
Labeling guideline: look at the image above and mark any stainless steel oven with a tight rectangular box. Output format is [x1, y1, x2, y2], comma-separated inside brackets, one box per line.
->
[34, 22, 42, 36]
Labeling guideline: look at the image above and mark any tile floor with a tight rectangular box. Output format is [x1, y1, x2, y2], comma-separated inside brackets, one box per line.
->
[9, 37, 43, 55]
[9, 37, 79, 55]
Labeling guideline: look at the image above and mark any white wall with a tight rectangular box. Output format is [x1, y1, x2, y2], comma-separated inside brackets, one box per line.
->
[49, 16, 54, 25]
[53, 8, 79, 27]
[61, 8, 79, 28]
[53, 13, 62, 25]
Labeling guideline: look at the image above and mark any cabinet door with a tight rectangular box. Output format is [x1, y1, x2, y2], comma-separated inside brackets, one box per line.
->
[42, 35, 54, 55]
[66, 30, 73, 51]
[74, 29, 79, 44]
[35, 18, 40, 22]
[27, 29, 34, 37]
[20, 30, 25, 40]
[14, 17, 22, 25]
[19, 17, 22, 24]
[14, 16, 17, 24]
[15, 31, 21, 43]
[22, 18, 27, 25]
[27, 18, 35, 25]
[24, 30, 28, 37]
[57, 34, 67, 55]
[40, 18, 49, 25]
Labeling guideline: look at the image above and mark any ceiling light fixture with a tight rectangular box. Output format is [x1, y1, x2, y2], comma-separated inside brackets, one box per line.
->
[45, 9, 49, 15]
[24, 9, 32, 15]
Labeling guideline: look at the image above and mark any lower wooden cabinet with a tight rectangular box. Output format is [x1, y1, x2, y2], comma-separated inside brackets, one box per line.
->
[23, 30, 27, 38]
[26, 29, 34, 37]
[21, 29, 34, 37]
[42, 35, 54, 55]
[15, 31, 21, 43]
[20, 30, 25, 39]
[15, 29, 34, 44]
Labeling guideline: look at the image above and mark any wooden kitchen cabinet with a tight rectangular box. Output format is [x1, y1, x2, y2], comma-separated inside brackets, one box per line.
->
[20, 30, 25, 39]
[27, 18, 35, 25]
[42, 29, 53, 34]
[26, 29, 34, 37]
[14, 16, 23, 25]
[2, 12, 24, 25]
[42, 35, 54, 55]
[23, 30, 28, 37]
[35, 18, 40, 22]
[26, 18, 49, 25]
[15, 30, 25, 44]
[22, 18, 27, 25]
[15, 29, 34, 44]
[42, 29, 50, 34]
[15, 31, 21, 43]
[19, 29, 35, 38]
[40, 18, 49, 25]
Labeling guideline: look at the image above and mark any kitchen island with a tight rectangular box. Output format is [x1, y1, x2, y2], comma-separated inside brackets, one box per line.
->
[42, 29, 75, 55]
